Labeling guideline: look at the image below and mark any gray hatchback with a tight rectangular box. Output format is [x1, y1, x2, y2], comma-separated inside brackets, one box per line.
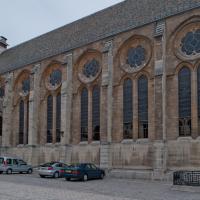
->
[0, 156, 33, 174]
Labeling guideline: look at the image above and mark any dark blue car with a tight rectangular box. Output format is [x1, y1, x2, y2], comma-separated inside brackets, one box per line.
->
[63, 163, 105, 181]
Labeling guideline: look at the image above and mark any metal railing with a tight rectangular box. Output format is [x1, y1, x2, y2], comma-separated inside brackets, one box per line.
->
[173, 171, 200, 186]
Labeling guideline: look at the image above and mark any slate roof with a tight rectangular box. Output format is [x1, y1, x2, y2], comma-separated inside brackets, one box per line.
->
[0, 0, 200, 74]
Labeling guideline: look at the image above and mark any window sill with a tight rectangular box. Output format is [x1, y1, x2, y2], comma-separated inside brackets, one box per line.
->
[121, 139, 133, 144]
[91, 141, 100, 145]
[177, 136, 192, 141]
[136, 138, 149, 144]
[79, 141, 88, 145]
[17, 144, 29, 148]
[45, 143, 54, 147]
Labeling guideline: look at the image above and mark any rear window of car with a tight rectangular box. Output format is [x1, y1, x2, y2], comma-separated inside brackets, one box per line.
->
[0, 157, 4, 164]
[69, 164, 83, 168]
[41, 162, 57, 167]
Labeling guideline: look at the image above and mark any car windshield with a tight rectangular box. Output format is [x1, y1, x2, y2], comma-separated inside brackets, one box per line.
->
[41, 162, 57, 167]
[0, 157, 4, 164]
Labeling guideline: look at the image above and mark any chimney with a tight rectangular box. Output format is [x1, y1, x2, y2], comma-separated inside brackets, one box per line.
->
[0, 36, 8, 54]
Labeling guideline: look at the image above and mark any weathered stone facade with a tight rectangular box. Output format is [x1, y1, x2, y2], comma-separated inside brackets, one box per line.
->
[0, 0, 200, 180]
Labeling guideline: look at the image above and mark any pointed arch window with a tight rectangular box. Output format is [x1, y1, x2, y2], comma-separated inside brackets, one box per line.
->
[92, 86, 100, 141]
[19, 100, 24, 144]
[81, 88, 88, 141]
[0, 116, 2, 137]
[56, 93, 61, 143]
[198, 66, 200, 134]
[123, 79, 133, 139]
[179, 67, 191, 136]
[47, 95, 53, 143]
[138, 75, 148, 138]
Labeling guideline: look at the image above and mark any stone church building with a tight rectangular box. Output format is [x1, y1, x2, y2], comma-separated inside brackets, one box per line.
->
[0, 0, 200, 179]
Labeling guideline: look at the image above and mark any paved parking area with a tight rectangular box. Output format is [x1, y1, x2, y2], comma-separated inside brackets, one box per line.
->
[0, 172, 199, 200]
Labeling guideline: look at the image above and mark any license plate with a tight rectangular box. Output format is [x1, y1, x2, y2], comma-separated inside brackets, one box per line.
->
[65, 170, 71, 173]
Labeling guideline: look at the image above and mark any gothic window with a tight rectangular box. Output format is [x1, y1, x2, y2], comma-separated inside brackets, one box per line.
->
[83, 59, 100, 78]
[181, 29, 200, 56]
[19, 100, 24, 144]
[138, 75, 148, 138]
[49, 69, 62, 86]
[0, 116, 2, 137]
[198, 66, 200, 129]
[81, 88, 88, 141]
[47, 95, 53, 143]
[123, 79, 133, 139]
[92, 86, 100, 141]
[56, 93, 61, 143]
[178, 67, 191, 136]
[127, 45, 145, 68]
[22, 78, 30, 93]
[0, 86, 4, 98]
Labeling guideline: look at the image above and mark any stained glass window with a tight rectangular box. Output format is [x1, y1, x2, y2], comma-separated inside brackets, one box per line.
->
[123, 79, 133, 139]
[127, 45, 145, 68]
[92, 86, 100, 141]
[198, 66, 200, 119]
[47, 95, 53, 143]
[0, 116, 2, 137]
[181, 29, 200, 56]
[49, 70, 62, 86]
[0, 86, 5, 98]
[138, 75, 148, 138]
[56, 93, 61, 143]
[179, 67, 191, 136]
[83, 59, 100, 78]
[81, 88, 88, 141]
[19, 100, 24, 144]
[22, 79, 30, 93]
[25, 102, 29, 145]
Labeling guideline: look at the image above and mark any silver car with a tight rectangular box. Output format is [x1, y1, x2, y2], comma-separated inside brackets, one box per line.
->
[0, 156, 33, 174]
[38, 162, 68, 178]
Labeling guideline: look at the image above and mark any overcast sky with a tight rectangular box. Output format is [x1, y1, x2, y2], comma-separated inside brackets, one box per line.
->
[0, 0, 123, 48]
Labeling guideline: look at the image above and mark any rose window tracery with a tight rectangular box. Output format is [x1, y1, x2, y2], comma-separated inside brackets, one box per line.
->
[181, 29, 200, 56]
[49, 69, 62, 86]
[82, 59, 100, 78]
[127, 45, 146, 68]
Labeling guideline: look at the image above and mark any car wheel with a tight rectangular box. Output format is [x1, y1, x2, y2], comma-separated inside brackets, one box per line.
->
[27, 169, 32, 174]
[100, 173, 104, 179]
[0, 171, 3, 174]
[65, 178, 71, 181]
[54, 172, 59, 178]
[6, 169, 12, 175]
[83, 174, 88, 182]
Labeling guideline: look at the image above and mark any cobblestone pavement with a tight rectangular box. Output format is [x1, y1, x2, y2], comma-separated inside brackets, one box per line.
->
[0, 172, 199, 200]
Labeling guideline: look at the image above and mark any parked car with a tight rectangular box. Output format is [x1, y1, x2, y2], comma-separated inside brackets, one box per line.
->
[64, 163, 105, 181]
[38, 162, 68, 178]
[0, 156, 33, 174]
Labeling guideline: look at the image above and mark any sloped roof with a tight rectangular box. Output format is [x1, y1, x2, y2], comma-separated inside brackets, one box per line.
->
[0, 0, 200, 74]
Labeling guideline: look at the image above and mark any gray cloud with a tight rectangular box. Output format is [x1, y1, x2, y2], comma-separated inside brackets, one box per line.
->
[0, 0, 123, 47]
